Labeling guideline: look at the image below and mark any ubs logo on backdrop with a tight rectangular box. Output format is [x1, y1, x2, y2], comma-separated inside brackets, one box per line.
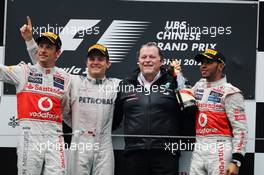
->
[33, 19, 150, 64]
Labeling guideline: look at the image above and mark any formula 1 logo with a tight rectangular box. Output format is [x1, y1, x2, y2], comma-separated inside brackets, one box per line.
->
[198, 113, 208, 127]
[59, 19, 100, 52]
[38, 97, 53, 112]
[59, 19, 150, 63]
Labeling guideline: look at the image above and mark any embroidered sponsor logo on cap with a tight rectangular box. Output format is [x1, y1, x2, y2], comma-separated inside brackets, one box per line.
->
[205, 49, 217, 55]
[88, 44, 107, 52]
[42, 32, 58, 40]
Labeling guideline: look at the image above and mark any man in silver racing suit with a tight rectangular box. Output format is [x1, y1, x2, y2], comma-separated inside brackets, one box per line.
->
[1, 31, 71, 174]
[189, 49, 248, 175]
[22, 17, 120, 174]
[64, 44, 120, 175]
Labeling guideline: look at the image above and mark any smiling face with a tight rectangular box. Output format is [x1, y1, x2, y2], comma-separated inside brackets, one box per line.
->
[138, 45, 162, 81]
[86, 50, 111, 79]
[37, 40, 60, 68]
[199, 58, 225, 82]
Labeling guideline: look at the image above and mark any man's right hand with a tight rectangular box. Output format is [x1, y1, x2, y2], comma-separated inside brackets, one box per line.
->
[20, 16, 33, 41]
[169, 59, 181, 77]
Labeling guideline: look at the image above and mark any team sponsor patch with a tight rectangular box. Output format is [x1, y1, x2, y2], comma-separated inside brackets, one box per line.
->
[198, 102, 224, 111]
[209, 91, 223, 97]
[26, 83, 64, 95]
[233, 107, 247, 121]
[28, 76, 42, 84]
[17, 92, 62, 123]
[28, 72, 43, 84]
[233, 107, 245, 114]
[208, 96, 221, 103]
[195, 89, 204, 100]
[29, 72, 43, 77]
[54, 82, 64, 90]
[53, 76, 65, 90]
[235, 115, 247, 121]
[54, 76, 65, 85]
[196, 89, 204, 93]
[79, 96, 113, 105]
[208, 91, 223, 103]
[195, 93, 203, 100]
[212, 87, 224, 94]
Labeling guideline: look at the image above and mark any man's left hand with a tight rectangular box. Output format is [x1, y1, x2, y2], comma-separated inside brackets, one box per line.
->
[225, 163, 239, 175]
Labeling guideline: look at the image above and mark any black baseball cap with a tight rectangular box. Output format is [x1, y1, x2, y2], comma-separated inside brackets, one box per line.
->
[194, 49, 226, 64]
[36, 32, 62, 49]
[87, 44, 109, 59]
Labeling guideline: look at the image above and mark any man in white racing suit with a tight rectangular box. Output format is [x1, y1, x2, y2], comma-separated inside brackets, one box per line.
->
[64, 44, 120, 175]
[21, 17, 120, 175]
[1, 30, 71, 174]
[189, 49, 248, 175]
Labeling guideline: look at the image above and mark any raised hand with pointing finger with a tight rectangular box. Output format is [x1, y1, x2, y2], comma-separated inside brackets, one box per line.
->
[20, 16, 33, 41]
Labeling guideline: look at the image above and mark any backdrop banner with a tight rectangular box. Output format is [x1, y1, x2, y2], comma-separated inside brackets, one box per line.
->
[5, 0, 257, 99]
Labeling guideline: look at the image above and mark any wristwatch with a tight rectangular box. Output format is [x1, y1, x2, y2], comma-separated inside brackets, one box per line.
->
[231, 159, 242, 168]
